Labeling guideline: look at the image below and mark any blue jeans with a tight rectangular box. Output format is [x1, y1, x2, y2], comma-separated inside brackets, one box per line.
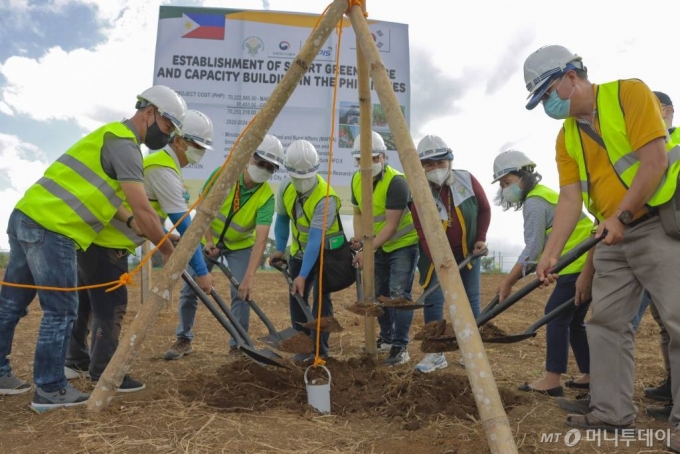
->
[423, 256, 482, 323]
[177, 247, 252, 347]
[631, 289, 651, 332]
[544, 273, 590, 374]
[374, 244, 418, 348]
[0, 210, 78, 392]
[288, 256, 333, 356]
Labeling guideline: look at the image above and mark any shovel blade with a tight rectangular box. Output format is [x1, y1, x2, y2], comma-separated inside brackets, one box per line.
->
[258, 326, 300, 347]
[391, 304, 433, 311]
[238, 345, 291, 369]
[297, 316, 344, 333]
[482, 333, 537, 344]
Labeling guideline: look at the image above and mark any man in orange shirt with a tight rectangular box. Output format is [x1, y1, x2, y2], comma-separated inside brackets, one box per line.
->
[523, 45, 680, 446]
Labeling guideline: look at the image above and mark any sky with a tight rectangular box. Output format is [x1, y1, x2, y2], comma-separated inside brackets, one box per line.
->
[1, 0, 678, 268]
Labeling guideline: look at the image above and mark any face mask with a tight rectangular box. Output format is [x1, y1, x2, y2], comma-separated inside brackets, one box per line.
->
[372, 162, 383, 177]
[291, 176, 316, 194]
[185, 145, 206, 164]
[247, 164, 272, 184]
[542, 78, 575, 120]
[144, 114, 171, 150]
[502, 183, 523, 204]
[426, 168, 450, 186]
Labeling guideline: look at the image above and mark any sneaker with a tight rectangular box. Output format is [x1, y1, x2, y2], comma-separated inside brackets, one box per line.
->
[383, 346, 410, 366]
[415, 353, 448, 373]
[646, 401, 673, 421]
[0, 373, 31, 395]
[361, 337, 392, 353]
[644, 376, 672, 402]
[118, 375, 145, 393]
[30, 384, 89, 413]
[64, 364, 90, 380]
[556, 392, 590, 415]
[164, 338, 193, 361]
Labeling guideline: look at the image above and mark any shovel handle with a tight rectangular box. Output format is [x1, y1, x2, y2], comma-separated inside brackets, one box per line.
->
[415, 249, 487, 305]
[476, 234, 602, 327]
[272, 259, 315, 322]
[523, 297, 591, 334]
[355, 265, 364, 302]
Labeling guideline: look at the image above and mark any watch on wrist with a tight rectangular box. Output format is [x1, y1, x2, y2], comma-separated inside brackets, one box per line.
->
[126, 215, 135, 229]
[617, 210, 633, 226]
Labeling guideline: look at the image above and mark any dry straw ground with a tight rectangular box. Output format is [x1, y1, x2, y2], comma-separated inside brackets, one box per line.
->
[0, 269, 673, 453]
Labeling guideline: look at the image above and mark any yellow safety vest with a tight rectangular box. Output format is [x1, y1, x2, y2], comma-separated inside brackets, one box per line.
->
[283, 175, 341, 257]
[527, 184, 593, 275]
[208, 175, 274, 251]
[563, 80, 680, 220]
[144, 149, 182, 221]
[15, 122, 137, 250]
[351, 165, 418, 252]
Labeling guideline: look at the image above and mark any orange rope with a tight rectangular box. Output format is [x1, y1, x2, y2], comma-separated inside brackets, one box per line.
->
[312, 16, 346, 369]
[0, 116, 257, 293]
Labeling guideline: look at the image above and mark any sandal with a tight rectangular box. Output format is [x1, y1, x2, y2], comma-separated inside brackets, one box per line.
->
[518, 382, 564, 397]
[565, 412, 635, 433]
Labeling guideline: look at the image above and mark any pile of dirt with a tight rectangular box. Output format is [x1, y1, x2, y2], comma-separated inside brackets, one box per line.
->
[179, 357, 526, 425]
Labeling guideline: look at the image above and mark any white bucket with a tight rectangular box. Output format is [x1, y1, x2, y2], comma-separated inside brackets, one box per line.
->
[304, 365, 331, 414]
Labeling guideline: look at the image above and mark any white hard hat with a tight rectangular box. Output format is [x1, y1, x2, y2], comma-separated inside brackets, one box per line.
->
[136, 85, 187, 130]
[255, 134, 284, 168]
[285, 140, 319, 178]
[491, 150, 536, 183]
[417, 134, 453, 161]
[180, 110, 213, 149]
[352, 131, 387, 158]
[524, 45, 584, 110]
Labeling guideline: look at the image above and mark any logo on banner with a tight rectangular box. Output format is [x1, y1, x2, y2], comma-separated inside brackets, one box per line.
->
[181, 13, 226, 40]
[371, 28, 390, 52]
[279, 41, 290, 50]
[243, 36, 264, 55]
[319, 46, 332, 57]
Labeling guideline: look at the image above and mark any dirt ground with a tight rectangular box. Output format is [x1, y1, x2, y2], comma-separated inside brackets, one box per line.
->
[0, 269, 674, 453]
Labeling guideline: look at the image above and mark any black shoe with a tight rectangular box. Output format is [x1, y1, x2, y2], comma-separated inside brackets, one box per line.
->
[644, 376, 672, 401]
[518, 382, 564, 397]
[118, 375, 145, 393]
[646, 401, 673, 421]
[556, 392, 590, 415]
[564, 378, 590, 390]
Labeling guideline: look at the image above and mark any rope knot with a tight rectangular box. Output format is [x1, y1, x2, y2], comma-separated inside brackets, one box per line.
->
[106, 273, 136, 292]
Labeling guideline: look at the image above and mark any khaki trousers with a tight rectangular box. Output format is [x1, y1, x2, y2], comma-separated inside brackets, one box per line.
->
[649, 300, 672, 376]
[589, 217, 680, 426]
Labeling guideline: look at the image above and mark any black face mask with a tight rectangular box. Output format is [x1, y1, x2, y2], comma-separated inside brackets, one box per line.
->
[144, 111, 171, 150]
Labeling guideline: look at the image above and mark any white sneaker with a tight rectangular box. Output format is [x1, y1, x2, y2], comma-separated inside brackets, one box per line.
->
[414, 353, 448, 373]
[64, 366, 89, 380]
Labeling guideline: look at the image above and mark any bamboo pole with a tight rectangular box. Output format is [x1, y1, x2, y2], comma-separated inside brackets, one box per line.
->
[356, 0, 377, 361]
[87, 0, 349, 411]
[348, 7, 518, 453]
[140, 241, 150, 305]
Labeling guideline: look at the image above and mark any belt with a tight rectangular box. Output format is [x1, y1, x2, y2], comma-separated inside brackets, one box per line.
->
[628, 209, 659, 228]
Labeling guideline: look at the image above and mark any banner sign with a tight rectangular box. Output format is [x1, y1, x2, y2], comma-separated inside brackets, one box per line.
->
[154, 7, 410, 211]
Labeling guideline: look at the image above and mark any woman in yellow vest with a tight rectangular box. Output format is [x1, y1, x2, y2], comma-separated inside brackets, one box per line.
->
[350, 131, 419, 367]
[270, 140, 341, 361]
[493, 150, 593, 397]
[165, 134, 284, 360]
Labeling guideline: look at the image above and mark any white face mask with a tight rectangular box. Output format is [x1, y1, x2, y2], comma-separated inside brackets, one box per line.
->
[291, 176, 316, 194]
[426, 168, 450, 186]
[372, 162, 383, 177]
[247, 164, 272, 184]
[185, 145, 206, 164]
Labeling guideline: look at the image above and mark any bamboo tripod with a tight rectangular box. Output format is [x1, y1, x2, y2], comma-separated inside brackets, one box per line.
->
[88, 1, 517, 452]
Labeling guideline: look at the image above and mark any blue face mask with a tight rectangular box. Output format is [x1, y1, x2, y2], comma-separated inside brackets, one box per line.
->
[542, 77, 575, 120]
[502, 183, 523, 204]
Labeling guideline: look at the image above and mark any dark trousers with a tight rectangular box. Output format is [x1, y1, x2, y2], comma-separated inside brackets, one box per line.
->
[288, 256, 333, 356]
[545, 273, 590, 374]
[66, 244, 129, 380]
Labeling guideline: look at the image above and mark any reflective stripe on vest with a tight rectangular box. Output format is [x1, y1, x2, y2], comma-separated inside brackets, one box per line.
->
[283, 175, 340, 257]
[15, 122, 136, 250]
[351, 165, 418, 253]
[208, 178, 274, 251]
[143, 149, 182, 221]
[527, 184, 593, 275]
[563, 80, 680, 220]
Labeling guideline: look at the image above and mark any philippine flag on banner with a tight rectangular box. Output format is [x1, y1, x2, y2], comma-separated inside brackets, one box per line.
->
[181, 13, 225, 40]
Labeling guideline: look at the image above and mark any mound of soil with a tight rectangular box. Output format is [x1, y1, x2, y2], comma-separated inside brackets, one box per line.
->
[179, 357, 526, 423]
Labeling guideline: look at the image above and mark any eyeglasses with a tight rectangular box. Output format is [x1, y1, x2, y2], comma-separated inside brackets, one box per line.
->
[252, 157, 278, 173]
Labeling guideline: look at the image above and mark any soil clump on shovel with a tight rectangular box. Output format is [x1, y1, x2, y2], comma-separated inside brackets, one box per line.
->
[298, 316, 344, 333]
[418, 320, 507, 353]
[344, 301, 385, 317]
[278, 332, 315, 354]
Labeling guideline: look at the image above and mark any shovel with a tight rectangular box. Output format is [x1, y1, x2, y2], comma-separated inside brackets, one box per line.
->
[480, 265, 536, 316]
[422, 234, 602, 351]
[270, 259, 343, 333]
[344, 264, 385, 317]
[181, 271, 290, 369]
[206, 256, 302, 351]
